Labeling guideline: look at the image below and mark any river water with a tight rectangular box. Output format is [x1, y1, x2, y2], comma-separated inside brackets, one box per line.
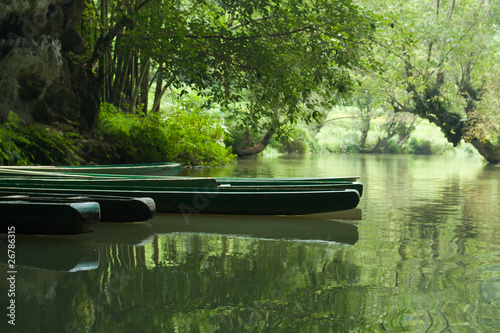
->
[1, 154, 499, 332]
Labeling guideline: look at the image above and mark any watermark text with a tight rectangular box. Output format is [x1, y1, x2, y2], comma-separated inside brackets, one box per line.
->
[6, 226, 16, 326]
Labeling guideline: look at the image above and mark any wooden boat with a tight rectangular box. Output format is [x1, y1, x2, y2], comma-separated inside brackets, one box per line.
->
[0, 162, 182, 176]
[0, 186, 360, 215]
[217, 179, 363, 196]
[0, 195, 156, 222]
[217, 176, 360, 184]
[0, 201, 100, 235]
[0, 170, 363, 215]
[0, 174, 219, 188]
[0, 169, 358, 183]
[0, 168, 363, 196]
[0, 174, 363, 196]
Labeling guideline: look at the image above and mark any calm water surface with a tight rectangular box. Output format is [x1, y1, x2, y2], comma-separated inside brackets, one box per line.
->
[1, 154, 499, 332]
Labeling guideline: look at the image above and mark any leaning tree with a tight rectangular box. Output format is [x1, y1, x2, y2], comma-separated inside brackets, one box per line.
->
[362, 0, 500, 163]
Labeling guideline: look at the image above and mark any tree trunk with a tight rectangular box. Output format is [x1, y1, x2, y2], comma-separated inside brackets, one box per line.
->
[468, 138, 500, 164]
[367, 134, 395, 153]
[359, 117, 370, 152]
[151, 74, 175, 114]
[237, 130, 275, 156]
[366, 119, 399, 153]
[131, 57, 149, 113]
[398, 118, 419, 148]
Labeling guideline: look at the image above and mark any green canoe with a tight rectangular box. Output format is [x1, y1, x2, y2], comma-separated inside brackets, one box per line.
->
[0, 177, 363, 197]
[0, 162, 182, 176]
[0, 185, 360, 215]
[0, 172, 363, 215]
[0, 174, 363, 197]
[0, 201, 100, 235]
[0, 195, 156, 222]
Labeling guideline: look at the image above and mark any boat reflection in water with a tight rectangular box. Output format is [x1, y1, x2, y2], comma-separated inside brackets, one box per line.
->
[90, 221, 156, 246]
[0, 208, 359, 274]
[0, 235, 99, 272]
[150, 209, 361, 245]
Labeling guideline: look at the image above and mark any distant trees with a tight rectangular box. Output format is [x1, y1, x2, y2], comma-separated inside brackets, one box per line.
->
[358, 0, 500, 163]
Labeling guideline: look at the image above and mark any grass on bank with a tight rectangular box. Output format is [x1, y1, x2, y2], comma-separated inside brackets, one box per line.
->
[92, 103, 235, 166]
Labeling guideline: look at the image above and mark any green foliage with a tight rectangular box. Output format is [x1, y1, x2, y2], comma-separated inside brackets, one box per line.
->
[407, 138, 433, 155]
[263, 124, 312, 154]
[311, 106, 462, 155]
[404, 122, 456, 155]
[316, 126, 361, 153]
[95, 102, 235, 166]
[85, 0, 375, 141]
[228, 121, 314, 155]
[355, 0, 500, 162]
[0, 112, 83, 166]
[383, 138, 401, 154]
[273, 125, 311, 154]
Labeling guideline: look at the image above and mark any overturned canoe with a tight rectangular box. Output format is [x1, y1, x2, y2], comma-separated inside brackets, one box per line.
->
[0, 195, 156, 222]
[0, 201, 100, 235]
[0, 162, 182, 176]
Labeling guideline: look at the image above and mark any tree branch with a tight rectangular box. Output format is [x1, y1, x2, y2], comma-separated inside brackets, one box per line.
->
[168, 25, 314, 42]
[87, 0, 154, 69]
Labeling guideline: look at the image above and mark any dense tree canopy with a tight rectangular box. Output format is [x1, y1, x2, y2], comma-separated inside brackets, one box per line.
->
[81, 0, 374, 153]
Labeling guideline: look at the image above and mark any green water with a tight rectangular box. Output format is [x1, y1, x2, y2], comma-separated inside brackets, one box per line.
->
[1, 154, 499, 332]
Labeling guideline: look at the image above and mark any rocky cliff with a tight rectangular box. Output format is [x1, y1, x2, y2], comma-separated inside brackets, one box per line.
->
[0, 0, 98, 127]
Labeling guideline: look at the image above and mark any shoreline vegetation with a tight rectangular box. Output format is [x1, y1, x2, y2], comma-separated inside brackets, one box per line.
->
[0, 101, 480, 168]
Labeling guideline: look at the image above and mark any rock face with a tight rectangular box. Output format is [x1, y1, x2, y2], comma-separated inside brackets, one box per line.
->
[0, 0, 99, 127]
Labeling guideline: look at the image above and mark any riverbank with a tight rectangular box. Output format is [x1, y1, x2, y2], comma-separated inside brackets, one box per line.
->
[0, 105, 235, 167]
[0, 106, 482, 168]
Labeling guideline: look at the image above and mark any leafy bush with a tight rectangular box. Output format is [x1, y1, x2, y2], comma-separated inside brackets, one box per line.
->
[271, 124, 311, 154]
[316, 127, 361, 153]
[384, 137, 402, 154]
[402, 123, 454, 155]
[407, 138, 434, 155]
[94, 102, 235, 166]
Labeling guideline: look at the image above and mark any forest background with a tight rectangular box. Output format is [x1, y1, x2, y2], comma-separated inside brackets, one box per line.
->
[0, 0, 499, 166]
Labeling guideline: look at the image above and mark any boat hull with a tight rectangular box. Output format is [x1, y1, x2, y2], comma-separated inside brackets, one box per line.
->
[0, 162, 182, 176]
[0, 187, 360, 215]
[0, 195, 156, 222]
[0, 176, 363, 196]
[0, 201, 100, 235]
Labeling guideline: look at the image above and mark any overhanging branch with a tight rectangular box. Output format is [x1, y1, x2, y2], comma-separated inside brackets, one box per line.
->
[87, 0, 154, 68]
